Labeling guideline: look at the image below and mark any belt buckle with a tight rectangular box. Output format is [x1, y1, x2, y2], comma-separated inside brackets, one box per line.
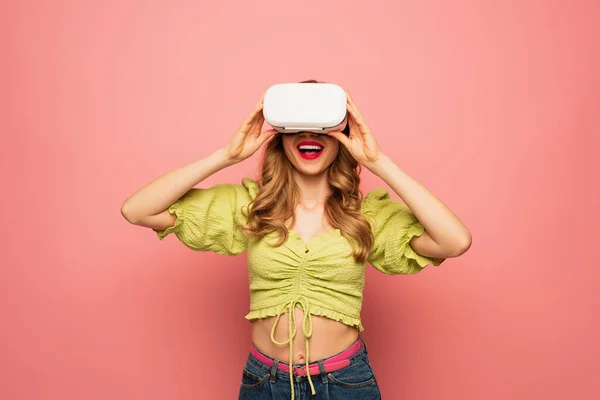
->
[293, 365, 306, 376]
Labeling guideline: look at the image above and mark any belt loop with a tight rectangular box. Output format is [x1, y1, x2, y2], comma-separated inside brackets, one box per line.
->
[270, 359, 279, 383]
[359, 335, 368, 355]
[317, 360, 328, 384]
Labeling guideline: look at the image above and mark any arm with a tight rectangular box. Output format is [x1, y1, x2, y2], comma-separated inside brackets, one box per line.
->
[120, 91, 277, 232]
[120, 149, 235, 230]
[367, 156, 471, 258]
[327, 90, 471, 260]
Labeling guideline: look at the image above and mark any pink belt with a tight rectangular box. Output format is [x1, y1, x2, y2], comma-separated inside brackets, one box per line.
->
[250, 338, 362, 377]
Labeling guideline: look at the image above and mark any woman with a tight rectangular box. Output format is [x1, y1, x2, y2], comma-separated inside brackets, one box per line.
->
[121, 81, 472, 399]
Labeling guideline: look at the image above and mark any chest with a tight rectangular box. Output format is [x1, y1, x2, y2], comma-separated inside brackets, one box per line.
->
[247, 222, 365, 279]
[286, 205, 335, 245]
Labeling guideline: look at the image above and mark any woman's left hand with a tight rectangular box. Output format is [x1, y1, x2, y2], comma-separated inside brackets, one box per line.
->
[327, 90, 383, 170]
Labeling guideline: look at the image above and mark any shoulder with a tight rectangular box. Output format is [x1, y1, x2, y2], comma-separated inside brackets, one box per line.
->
[360, 188, 417, 230]
[188, 178, 260, 201]
[240, 178, 260, 200]
[360, 188, 394, 215]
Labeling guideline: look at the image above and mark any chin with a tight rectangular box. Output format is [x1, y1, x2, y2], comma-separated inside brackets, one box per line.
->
[286, 152, 337, 176]
[293, 164, 331, 176]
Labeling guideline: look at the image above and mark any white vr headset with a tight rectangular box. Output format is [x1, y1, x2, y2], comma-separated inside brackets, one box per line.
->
[263, 83, 349, 134]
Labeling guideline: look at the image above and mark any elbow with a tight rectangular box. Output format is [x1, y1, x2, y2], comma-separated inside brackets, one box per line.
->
[452, 232, 472, 257]
[439, 231, 472, 258]
[120, 201, 139, 224]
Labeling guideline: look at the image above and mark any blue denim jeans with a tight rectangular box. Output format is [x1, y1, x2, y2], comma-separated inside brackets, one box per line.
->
[238, 337, 382, 399]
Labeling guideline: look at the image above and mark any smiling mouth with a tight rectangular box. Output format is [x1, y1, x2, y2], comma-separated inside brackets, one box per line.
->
[297, 142, 324, 160]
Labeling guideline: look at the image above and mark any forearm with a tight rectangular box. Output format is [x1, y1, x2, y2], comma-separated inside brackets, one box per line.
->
[121, 147, 234, 223]
[367, 154, 471, 250]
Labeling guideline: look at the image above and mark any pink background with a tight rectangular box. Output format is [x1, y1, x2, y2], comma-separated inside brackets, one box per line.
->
[2, 0, 599, 399]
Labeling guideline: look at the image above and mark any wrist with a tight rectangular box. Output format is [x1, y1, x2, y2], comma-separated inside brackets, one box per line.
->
[214, 147, 239, 169]
[364, 153, 390, 174]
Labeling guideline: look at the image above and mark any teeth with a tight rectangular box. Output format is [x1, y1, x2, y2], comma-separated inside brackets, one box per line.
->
[298, 145, 323, 151]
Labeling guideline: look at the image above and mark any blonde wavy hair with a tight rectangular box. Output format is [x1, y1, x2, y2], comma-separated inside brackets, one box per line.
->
[241, 80, 374, 263]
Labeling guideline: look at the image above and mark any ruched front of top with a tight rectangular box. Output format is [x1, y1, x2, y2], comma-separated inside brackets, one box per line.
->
[155, 178, 445, 398]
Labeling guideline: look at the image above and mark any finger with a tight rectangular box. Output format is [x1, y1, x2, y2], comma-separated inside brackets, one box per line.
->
[345, 90, 357, 109]
[347, 98, 363, 121]
[346, 102, 356, 117]
[345, 90, 365, 120]
[346, 104, 368, 132]
[254, 90, 268, 113]
[239, 118, 262, 139]
[253, 114, 266, 136]
[241, 110, 259, 130]
[255, 90, 266, 107]
[261, 128, 278, 137]
[242, 105, 265, 132]
[345, 90, 353, 103]
[345, 105, 362, 127]
[246, 91, 267, 121]
[259, 128, 279, 142]
[238, 119, 252, 133]
[347, 115, 368, 142]
[346, 117, 359, 139]
[346, 101, 360, 119]
[327, 130, 350, 147]
[253, 98, 265, 116]
[346, 91, 362, 118]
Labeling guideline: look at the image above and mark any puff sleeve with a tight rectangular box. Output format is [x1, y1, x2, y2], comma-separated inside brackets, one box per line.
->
[154, 178, 260, 256]
[361, 189, 445, 275]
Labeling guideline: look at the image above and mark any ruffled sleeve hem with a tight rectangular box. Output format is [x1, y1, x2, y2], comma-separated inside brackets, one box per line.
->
[384, 216, 445, 274]
[362, 188, 445, 275]
[152, 178, 261, 255]
[154, 201, 185, 240]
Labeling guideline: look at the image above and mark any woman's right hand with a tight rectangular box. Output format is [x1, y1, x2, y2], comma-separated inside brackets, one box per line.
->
[121, 92, 277, 229]
[225, 92, 278, 164]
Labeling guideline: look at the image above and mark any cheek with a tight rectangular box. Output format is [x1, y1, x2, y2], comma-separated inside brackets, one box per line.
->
[325, 138, 340, 153]
[281, 137, 296, 158]
[324, 141, 340, 163]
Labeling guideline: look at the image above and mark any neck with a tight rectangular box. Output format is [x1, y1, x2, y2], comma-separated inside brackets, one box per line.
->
[292, 169, 331, 203]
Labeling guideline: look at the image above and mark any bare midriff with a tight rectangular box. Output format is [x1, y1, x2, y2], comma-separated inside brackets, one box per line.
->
[251, 307, 359, 364]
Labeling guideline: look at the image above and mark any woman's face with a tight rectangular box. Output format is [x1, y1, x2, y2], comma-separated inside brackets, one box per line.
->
[281, 130, 341, 176]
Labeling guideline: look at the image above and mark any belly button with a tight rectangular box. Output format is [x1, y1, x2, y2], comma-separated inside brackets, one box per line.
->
[298, 353, 305, 360]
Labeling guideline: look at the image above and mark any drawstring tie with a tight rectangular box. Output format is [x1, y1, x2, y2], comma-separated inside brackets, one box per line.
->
[270, 296, 315, 399]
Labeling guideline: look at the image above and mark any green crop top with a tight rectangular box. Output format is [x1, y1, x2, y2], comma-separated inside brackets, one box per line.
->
[155, 178, 444, 397]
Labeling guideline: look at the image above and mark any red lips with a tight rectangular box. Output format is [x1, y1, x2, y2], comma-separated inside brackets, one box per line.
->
[297, 141, 325, 160]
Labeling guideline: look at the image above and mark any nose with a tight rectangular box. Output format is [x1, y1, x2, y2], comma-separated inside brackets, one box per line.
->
[298, 131, 319, 137]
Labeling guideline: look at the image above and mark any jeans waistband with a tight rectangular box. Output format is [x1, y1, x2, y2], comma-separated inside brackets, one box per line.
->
[248, 335, 368, 373]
